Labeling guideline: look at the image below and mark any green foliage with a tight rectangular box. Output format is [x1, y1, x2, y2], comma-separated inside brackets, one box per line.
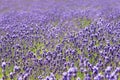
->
[76, 48, 81, 54]
[77, 71, 84, 80]
[30, 41, 45, 58]
[80, 18, 91, 28]
[0, 67, 3, 79]
[74, 18, 91, 29]
[56, 74, 62, 80]
[5, 65, 14, 76]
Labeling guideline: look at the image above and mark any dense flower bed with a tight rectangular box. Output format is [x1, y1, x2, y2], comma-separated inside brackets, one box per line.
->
[0, 0, 120, 80]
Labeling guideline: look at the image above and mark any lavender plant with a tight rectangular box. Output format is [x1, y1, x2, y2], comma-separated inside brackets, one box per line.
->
[0, 0, 120, 80]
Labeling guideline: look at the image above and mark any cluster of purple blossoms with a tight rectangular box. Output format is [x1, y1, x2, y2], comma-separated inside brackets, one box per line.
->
[0, 0, 120, 80]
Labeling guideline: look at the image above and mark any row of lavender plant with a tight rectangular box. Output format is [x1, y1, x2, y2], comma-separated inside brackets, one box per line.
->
[0, 0, 120, 80]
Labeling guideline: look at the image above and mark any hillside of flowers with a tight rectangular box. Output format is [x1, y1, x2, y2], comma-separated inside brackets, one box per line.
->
[0, 0, 120, 80]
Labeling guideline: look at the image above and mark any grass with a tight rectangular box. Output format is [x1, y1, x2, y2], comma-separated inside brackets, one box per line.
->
[30, 41, 45, 59]
[30, 73, 37, 80]
[71, 77, 75, 80]
[73, 17, 91, 29]
[95, 40, 99, 47]
[89, 52, 98, 65]
[80, 18, 91, 28]
[76, 48, 81, 54]
[5, 65, 14, 77]
[119, 77, 120, 80]
[66, 56, 69, 61]
[56, 74, 62, 80]
[2, 64, 17, 80]
[0, 67, 3, 79]
[52, 21, 58, 27]
[77, 71, 84, 80]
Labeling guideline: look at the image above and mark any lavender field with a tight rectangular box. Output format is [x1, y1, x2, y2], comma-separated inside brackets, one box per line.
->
[0, 0, 120, 80]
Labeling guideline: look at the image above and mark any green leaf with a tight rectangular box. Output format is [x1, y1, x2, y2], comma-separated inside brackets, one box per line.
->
[0, 67, 3, 79]
[77, 71, 84, 80]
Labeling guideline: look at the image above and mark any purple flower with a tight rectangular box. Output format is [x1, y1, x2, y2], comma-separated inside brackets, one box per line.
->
[9, 72, 14, 79]
[14, 65, 20, 72]
[92, 66, 98, 76]
[1, 62, 6, 70]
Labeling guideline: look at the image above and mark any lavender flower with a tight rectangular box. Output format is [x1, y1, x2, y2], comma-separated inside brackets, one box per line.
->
[0, 0, 120, 80]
